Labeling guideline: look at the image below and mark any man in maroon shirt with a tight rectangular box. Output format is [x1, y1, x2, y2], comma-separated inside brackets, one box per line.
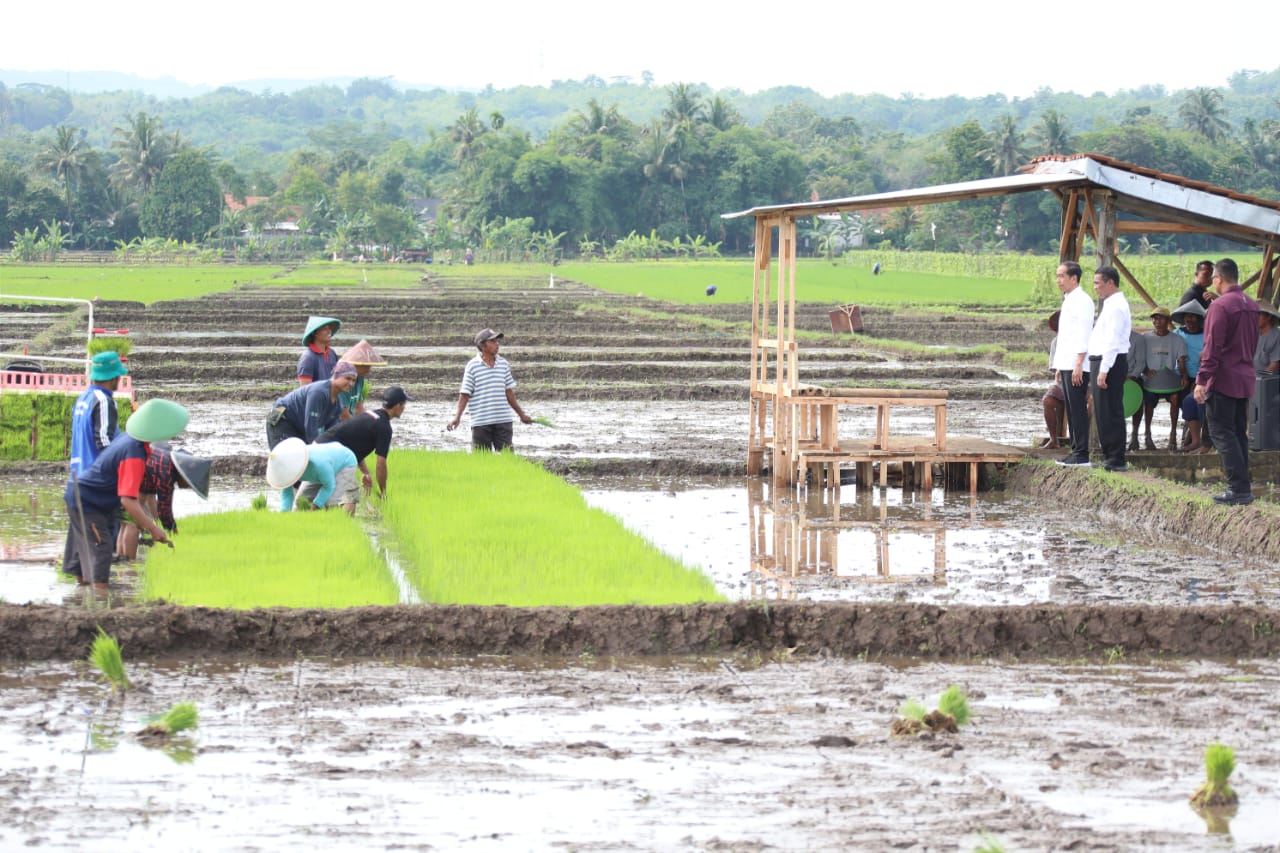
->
[1194, 258, 1260, 505]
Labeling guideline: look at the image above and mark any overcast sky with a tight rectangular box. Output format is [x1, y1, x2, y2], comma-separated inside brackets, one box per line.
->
[6, 1, 1269, 98]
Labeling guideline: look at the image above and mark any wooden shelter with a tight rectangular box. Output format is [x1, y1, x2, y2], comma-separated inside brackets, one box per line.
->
[723, 154, 1280, 488]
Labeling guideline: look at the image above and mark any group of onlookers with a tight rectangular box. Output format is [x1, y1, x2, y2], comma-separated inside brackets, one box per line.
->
[1045, 258, 1272, 506]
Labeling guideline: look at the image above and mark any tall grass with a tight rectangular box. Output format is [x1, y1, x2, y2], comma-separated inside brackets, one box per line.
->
[141, 510, 399, 608]
[382, 450, 724, 605]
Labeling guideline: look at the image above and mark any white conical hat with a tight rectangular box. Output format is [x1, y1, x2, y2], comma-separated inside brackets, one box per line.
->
[266, 437, 309, 489]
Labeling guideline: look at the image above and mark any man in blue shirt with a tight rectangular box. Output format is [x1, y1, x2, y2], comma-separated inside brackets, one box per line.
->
[70, 351, 128, 474]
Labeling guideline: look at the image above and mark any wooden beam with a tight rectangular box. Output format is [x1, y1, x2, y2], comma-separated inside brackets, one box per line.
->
[1110, 255, 1157, 309]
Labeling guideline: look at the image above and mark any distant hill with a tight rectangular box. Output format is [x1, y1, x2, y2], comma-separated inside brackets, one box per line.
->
[0, 69, 470, 98]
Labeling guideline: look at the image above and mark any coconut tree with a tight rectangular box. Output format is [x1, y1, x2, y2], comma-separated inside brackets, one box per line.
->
[110, 111, 174, 195]
[982, 115, 1027, 176]
[1031, 109, 1075, 155]
[1179, 87, 1231, 142]
[449, 107, 488, 167]
[33, 125, 90, 224]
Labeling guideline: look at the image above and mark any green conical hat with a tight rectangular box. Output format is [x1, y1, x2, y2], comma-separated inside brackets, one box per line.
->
[125, 399, 190, 442]
[338, 339, 386, 366]
[302, 316, 342, 344]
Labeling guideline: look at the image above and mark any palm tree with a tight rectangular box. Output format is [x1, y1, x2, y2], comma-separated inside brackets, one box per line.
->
[110, 111, 173, 194]
[707, 96, 742, 132]
[981, 115, 1027, 176]
[450, 108, 488, 166]
[1031, 110, 1075, 155]
[1179, 87, 1231, 142]
[34, 125, 89, 223]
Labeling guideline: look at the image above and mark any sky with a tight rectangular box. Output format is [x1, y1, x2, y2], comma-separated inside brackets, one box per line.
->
[4, 1, 1271, 99]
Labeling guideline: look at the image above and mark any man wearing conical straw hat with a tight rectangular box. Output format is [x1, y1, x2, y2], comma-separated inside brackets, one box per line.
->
[62, 399, 191, 594]
[336, 339, 387, 420]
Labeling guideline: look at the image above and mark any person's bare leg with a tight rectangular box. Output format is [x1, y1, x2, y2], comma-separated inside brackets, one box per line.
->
[1183, 420, 1201, 453]
[1042, 397, 1063, 448]
[1168, 396, 1180, 450]
[1142, 404, 1156, 450]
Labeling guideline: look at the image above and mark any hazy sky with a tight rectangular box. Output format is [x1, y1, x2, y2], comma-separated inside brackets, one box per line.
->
[6, 1, 1268, 98]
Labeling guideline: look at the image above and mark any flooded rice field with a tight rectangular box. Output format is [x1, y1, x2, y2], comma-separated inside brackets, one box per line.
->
[2, 655, 1278, 851]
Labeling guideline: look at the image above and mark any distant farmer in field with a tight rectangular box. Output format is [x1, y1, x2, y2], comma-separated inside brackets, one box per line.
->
[267, 362, 358, 449]
[1087, 265, 1131, 473]
[70, 351, 128, 474]
[62, 399, 188, 593]
[297, 315, 342, 385]
[1173, 301, 1209, 452]
[1136, 306, 1188, 450]
[335, 339, 387, 420]
[115, 445, 211, 560]
[1179, 260, 1216, 312]
[1194, 258, 1259, 504]
[446, 328, 533, 451]
[1053, 261, 1094, 467]
[317, 385, 410, 499]
[265, 436, 359, 513]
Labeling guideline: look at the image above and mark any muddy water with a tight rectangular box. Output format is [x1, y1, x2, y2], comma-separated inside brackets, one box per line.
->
[1, 656, 1277, 851]
[6, 472, 1278, 609]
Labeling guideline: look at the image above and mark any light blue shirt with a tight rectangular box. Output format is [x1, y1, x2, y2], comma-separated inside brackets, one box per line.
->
[280, 442, 357, 510]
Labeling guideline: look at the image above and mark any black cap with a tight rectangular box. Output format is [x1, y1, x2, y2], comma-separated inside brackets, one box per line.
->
[382, 386, 412, 407]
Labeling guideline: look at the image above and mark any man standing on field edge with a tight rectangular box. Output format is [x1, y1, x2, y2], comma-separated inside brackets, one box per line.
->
[447, 329, 533, 451]
[1194, 258, 1259, 505]
[1087, 265, 1132, 473]
[1052, 261, 1094, 466]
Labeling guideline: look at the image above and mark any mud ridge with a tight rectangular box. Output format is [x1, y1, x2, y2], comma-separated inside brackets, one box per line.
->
[3, 602, 1278, 662]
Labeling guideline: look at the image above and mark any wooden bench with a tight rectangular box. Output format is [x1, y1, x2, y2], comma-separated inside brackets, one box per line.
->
[793, 386, 948, 452]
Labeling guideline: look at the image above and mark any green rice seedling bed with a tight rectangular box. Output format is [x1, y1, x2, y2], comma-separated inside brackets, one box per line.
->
[268, 263, 428, 289]
[0, 394, 131, 461]
[382, 450, 724, 606]
[141, 510, 398, 608]
[553, 260, 1035, 307]
[0, 394, 36, 460]
[1, 265, 275, 305]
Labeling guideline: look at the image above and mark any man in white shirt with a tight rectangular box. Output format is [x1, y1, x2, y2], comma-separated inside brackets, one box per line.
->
[1088, 265, 1133, 472]
[1052, 261, 1095, 466]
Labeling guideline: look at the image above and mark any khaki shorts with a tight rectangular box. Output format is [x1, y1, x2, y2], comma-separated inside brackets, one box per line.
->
[298, 465, 360, 509]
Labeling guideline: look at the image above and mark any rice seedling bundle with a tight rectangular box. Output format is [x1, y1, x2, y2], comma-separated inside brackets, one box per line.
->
[87, 336, 133, 358]
[141, 509, 399, 608]
[382, 450, 723, 606]
[1190, 742, 1239, 808]
[89, 627, 129, 692]
[33, 393, 75, 461]
[139, 702, 198, 737]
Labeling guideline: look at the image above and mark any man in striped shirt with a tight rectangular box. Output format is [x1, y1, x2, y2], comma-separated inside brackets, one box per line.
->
[446, 328, 533, 451]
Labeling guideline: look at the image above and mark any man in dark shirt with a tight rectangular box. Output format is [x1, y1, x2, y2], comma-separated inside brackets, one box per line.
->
[1179, 260, 1215, 312]
[316, 385, 410, 498]
[1194, 258, 1260, 505]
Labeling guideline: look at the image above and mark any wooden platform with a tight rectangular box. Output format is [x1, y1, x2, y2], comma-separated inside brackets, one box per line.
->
[793, 436, 1026, 493]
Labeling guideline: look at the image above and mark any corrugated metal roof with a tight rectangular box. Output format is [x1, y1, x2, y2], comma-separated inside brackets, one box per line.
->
[723, 154, 1280, 246]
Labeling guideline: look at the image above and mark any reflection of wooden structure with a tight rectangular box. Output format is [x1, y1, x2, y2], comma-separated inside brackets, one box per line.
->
[748, 481, 953, 600]
[729, 155, 1280, 488]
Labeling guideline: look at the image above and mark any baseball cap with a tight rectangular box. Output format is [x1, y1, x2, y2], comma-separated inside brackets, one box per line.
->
[474, 328, 504, 347]
[382, 386, 412, 407]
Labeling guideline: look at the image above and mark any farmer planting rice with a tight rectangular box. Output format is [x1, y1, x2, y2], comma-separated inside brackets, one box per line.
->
[61, 399, 189, 593]
[69, 351, 129, 474]
[446, 328, 534, 451]
[296, 315, 342, 385]
[266, 361, 358, 449]
[115, 445, 212, 560]
[266, 436, 359, 513]
[335, 339, 387, 419]
[317, 385, 410, 499]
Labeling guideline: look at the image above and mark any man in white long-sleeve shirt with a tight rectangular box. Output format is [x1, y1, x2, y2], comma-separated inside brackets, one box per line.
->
[1088, 265, 1133, 472]
[1052, 261, 1095, 466]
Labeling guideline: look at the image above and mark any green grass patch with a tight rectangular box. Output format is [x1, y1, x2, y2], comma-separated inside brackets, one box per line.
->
[0, 265, 278, 305]
[382, 450, 724, 605]
[141, 509, 399, 608]
[554, 259, 1036, 307]
[266, 262, 429, 289]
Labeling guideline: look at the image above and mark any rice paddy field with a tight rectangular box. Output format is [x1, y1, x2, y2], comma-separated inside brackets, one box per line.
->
[3, 258, 1280, 850]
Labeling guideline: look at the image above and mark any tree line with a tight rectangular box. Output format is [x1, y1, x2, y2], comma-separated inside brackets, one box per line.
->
[2, 71, 1279, 261]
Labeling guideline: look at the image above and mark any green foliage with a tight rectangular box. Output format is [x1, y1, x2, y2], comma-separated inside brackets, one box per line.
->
[1191, 742, 1239, 807]
[899, 698, 927, 721]
[141, 510, 398, 608]
[937, 685, 972, 726]
[139, 151, 224, 242]
[87, 336, 132, 358]
[89, 627, 129, 692]
[251, 492, 268, 511]
[382, 450, 724, 606]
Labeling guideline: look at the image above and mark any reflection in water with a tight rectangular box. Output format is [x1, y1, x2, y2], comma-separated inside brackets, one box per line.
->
[749, 479, 1006, 600]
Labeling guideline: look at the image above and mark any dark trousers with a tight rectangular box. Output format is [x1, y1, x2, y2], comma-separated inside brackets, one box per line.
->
[1090, 354, 1128, 467]
[62, 504, 115, 584]
[472, 422, 514, 452]
[1205, 392, 1251, 495]
[266, 407, 303, 450]
[1058, 368, 1091, 458]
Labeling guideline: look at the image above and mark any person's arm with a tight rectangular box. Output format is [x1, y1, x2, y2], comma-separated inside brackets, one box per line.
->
[506, 389, 532, 424]
[375, 454, 388, 497]
[120, 496, 169, 545]
[447, 393, 470, 430]
[92, 395, 114, 451]
[312, 458, 337, 508]
[358, 457, 373, 495]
